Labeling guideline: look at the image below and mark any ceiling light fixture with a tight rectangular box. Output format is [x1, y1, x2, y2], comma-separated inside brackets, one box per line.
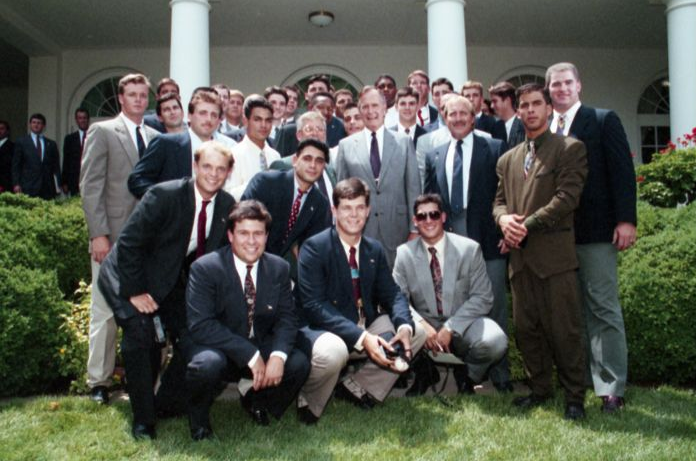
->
[308, 10, 334, 28]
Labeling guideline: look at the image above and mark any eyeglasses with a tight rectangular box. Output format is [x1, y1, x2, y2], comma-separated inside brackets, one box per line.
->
[415, 210, 442, 222]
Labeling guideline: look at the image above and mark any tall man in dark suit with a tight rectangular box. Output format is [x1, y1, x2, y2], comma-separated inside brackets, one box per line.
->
[0, 120, 14, 193]
[489, 81, 525, 149]
[424, 95, 512, 392]
[336, 86, 421, 268]
[12, 113, 61, 199]
[493, 83, 588, 420]
[462, 81, 497, 135]
[62, 108, 90, 196]
[389, 87, 427, 147]
[97, 141, 236, 440]
[546, 62, 637, 413]
[297, 178, 426, 421]
[81, 74, 159, 405]
[186, 200, 310, 436]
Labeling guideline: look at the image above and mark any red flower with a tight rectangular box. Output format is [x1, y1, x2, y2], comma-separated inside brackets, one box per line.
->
[692, 127, 696, 135]
[637, 175, 645, 183]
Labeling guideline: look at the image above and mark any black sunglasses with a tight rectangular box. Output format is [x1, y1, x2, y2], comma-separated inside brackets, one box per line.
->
[415, 210, 442, 222]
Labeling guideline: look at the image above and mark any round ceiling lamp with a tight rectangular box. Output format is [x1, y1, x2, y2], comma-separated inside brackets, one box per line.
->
[308, 10, 334, 28]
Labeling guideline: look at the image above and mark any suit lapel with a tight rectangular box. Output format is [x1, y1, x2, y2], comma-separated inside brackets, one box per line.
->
[331, 229, 354, 304]
[114, 117, 139, 167]
[435, 144, 450, 209]
[254, 255, 271, 333]
[358, 240, 376, 316]
[468, 136, 489, 208]
[568, 105, 591, 140]
[356, 133, 378, 190]
[182, 134, 193, 177]
[378, 129, 397, 185]
[413, 242, 438, 315]
[440, 235, 458, 316]
[206, 192, 230, 253]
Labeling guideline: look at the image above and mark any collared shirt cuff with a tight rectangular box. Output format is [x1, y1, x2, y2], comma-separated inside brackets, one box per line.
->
[442, 322, 454, 333]
[270, 351, 287, 362]
[247, 351, 260, 368]
[354, 331, 368, 351]
[397, 324, 413, 337]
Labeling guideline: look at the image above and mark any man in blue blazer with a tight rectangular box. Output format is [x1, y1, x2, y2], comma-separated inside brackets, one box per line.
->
[61, 108, 90, 196]
[296, 178, 426, 422]
[546, 62, 637, 413]
[424, 95, 513, 392]
[12, 113, 61, 199]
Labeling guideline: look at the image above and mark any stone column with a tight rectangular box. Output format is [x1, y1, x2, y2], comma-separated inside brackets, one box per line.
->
[169, 0, 210, 103]
[665, 0, 696, 140]
[426, 0, 468, 92]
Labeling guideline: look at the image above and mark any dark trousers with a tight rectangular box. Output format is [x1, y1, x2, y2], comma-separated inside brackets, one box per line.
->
[510, 267, 587, 404]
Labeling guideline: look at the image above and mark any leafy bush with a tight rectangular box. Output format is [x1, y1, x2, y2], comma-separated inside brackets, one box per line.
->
[619, 202, 696, 384]
[637, 145, 696, 208]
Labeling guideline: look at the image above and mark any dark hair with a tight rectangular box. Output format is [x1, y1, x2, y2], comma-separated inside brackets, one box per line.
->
[228, 200, 272, 233]
[516, 83, 551, 105]
[310, 91, 335, 105]
[296, 138, 330, 163]
[188, 91, 222, 116]
[431, 77, 454, 92]
[489, 81, 518, 109]
[74, 107, 89, 118]
[264, 85, 288, 103]
[332, 177, 370, 208]
[29, 113, 46, 124]
[413, 193, 443, 215]
[156, 92, 182, 116]
[243, 95, 273, 120]
[407, 70, 429, 86]
[156, 78, 179, 95]
[374, 74, 396, 87]
[395, 87, 419, 103]
[283, 84, 300, 96]
[307, 75, 331, 92]
[343, 102, 359, 112]
[189, 86, 218, 104]
[0, 120, 9, 131]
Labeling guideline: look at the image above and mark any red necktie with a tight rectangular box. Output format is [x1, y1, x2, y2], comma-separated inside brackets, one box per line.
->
[417, 108, 424, 126]
[428, 247, 443, 316]
[244, 264, 256, 335]
[195, 200, 210, 259]
[285, 187, 305, 242]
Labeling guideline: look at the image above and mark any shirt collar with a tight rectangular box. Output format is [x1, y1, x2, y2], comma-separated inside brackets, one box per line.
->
[528, 129, 552, 149]
[193, 181, 218, 207]
[554, 100, 582, 122]
[421, 233, 446, 258]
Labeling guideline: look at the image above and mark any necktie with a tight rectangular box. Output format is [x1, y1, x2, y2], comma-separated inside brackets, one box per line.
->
[35, 135, 43, 160]
[80, 132, 86, 155]
[136, 126, 146, 158]
[556, 115, 566, 135]
[244, 264, 256, 335]
[524, 140, 536, 179]
[349, 247, 365, 326]
[450, 140, 464, 213]
[195, 200, 210, 259]
[369, 132, 381, 179]
[259, 149, 268, 170]
[428, 247, 443, 316]
[417, 108, 424, 126]
[284, 188, 305, 241]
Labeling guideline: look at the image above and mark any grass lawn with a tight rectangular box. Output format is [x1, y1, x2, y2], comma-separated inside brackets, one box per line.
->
[1, 386, 695, 461]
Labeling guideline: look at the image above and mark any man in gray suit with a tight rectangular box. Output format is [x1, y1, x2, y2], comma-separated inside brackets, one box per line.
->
[393, 193, 507, 395]
[80, 73, 159, 405]
[335, 86, 421, 267]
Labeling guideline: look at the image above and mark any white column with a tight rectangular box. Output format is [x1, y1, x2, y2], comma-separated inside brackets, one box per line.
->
[426, 0, 468, 92]
[169, 0, 210, 103]
[665, 0, 696, 141]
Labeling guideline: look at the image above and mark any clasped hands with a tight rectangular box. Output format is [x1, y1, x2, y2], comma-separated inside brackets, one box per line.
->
[362, 328, 412, 372]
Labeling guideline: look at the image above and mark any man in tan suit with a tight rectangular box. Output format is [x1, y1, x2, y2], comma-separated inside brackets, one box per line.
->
[80, 73, 159, 405]
[492, 83, 588, 420]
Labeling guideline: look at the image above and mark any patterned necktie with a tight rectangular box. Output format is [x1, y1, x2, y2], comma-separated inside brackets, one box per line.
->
[259, 149, 268, 170]
[556, 115, 566, 135]
[524, 140, 536, 179]
[244, 264, 256, 335]
[450, 139, 464, 213]
[284, 188, 305, 242]
[369, 131, 381, 179]
[35, 135, 43, 160]
[428, 247, 444, 316]
[136, 126, 146, 158]
[195, 200, 210, 259]
[349, 247, 365, 326]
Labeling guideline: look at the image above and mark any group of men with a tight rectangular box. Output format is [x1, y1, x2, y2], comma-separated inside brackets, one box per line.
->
[2, 59, 636, 440]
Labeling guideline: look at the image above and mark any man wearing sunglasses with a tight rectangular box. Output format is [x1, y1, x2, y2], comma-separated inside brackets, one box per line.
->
[393, 194, 508, 395]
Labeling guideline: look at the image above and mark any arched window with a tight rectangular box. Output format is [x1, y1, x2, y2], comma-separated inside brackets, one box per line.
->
[637, 77, 670, 164]
[282, 64, 363, 110]
[506, 73, 545, 88]
[79, 76, 156, 119]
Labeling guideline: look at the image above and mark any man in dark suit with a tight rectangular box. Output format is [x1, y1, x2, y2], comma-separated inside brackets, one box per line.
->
[143, 78, 180, 133]
[489, 81, 525, 149]
[462, 81, 497, 135]
[186, 200, 309, 436]
[407, 70, 439, 128]
[128, 91, 228, 198]
[12, 113, 60, 199]
[97, 141, 236, 440]
[389, 87, 427, 148]
[547, 62, 637, 413]
[493, 83, 588, 420]
[424, 95, 512, 392]
[62, 108, 90, 196]
[0, 120, 14, 193]
[296, 178, 425, 420]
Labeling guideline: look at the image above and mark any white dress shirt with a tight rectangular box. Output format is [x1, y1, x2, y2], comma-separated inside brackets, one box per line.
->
[362, 125, 385, 161]
[186, 184, 217, 255]
[225, 136, 281, 200]
[551, 100, 582, 136]
[445, 132, 474, 208]
[120, 113, 149, 152]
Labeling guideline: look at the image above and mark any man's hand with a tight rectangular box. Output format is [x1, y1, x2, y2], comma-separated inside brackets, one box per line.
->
[362, 333, 395, 368]
[249, 356, 266, 391]
[261, 356, 285, 389]
[613, 222, 637, 251]
[129, 293, 159, 314]
[497, 239, 510, 255]
[91, 236, 111, 263]
[499, 214, 527, 248]
[13, 185, 21, 194]
[436, 328, 453, 353]
[421, 321, 440, 353]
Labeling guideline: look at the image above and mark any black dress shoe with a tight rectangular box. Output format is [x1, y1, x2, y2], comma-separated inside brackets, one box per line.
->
[334, 383, 375, 410]
[189, 418, 214, 441]
[453, 365, 476, 395]
[240, 393, 270, 426]
[393, 372, 411, 389]
[90, 386, 109, 405]
[564, 403, 586, 420]
[493, 381, 514, 394]
[601, 395, 625, 413]
[297, 406, 319, 425]
[513, 394, 550, 409]
[405, 369, 440, 396]
[132, 423, 156, 440]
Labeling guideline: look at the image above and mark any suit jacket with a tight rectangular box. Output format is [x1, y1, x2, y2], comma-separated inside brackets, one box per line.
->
[424, 134, 506, 261]
[298, 228, 414, 348]
[335, 128, 421, 265]
[143, 112, 166, 134]
[493, 131, 587, 279]
[80, 116, 159, 243]
[393, 233, 493, 335]
[12, 134, 60, 198]
[388, 124, 427, 149]
[268, 155, 338, 186]
[475, 113, 497, 134]
[62, 131, 83, 194]
[241, 169, 331, 257]
[492, 117, 525, 149]
[97, 178, 235, 321]
[273, 118, 346, 157]
[567, 105, 637, 244]
[187, 247, 298, 369]
[0, 138, 14, 192]
[128, 130, 192, 198]
[416, 126, 450, 186]
[224, 126, 245, 143]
